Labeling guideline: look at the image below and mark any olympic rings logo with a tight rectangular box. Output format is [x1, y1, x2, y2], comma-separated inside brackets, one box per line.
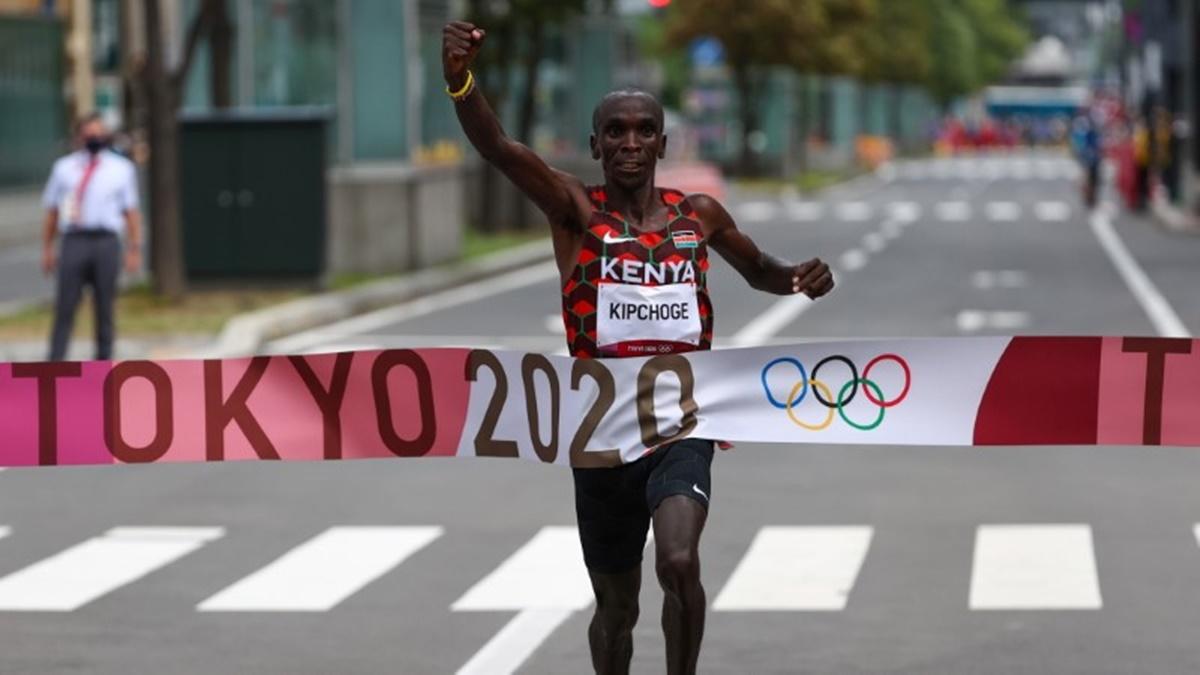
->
[759, 354, 911, 431]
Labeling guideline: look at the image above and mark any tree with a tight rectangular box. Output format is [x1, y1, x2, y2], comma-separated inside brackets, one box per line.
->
[128, 0, 232, 301]
[853, 2, 935, 143]
[926, 0, 1028, 109]
[466, 0, 587, 231]
[665, 0, 875, 175]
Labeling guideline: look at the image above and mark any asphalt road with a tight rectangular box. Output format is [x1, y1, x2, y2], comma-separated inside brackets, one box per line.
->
[2, 151, 1200, 674]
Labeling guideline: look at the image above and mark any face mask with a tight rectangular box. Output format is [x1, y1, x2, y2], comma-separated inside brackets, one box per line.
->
[84, 136, 106, 154]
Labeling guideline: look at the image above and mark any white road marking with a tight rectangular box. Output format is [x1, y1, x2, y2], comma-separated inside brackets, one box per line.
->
[454, 526, 594, 675]
[785, 201, 824, 221]
[713, 526, 873, 611]
[901, 162, 925, 180]
[1034, 201, 1071, 222]
[840, 249, 867, 271]
[457, 608, 576, 675]
[985, 201, 1021, 221]
[268, 261, 560, 353]
[1090, 209, 1189, 337]
[935, 201, 971, 221]
[835, 202, 872, 222]
[737, 201, 779, 222]
[971, 270, 1028, 290]
[956, 310, 1030, 332]
[875, 163, 897, 182]
[880, 219, 905, 239]
[197, 527, 442, 612]
[969, 525, 1102, 610]
[731, 294, 816, 348]
[1011, 159, 1032, 180]
[862, 232, 885, 253]
[0, 527, 224, 611]
[886, 201, 920, 222]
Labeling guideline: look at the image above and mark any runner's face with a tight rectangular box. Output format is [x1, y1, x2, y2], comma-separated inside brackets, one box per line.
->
[592, 98, 666, 190]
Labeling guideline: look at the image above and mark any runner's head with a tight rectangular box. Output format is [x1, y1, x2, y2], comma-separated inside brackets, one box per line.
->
[590, 89, 667, 191]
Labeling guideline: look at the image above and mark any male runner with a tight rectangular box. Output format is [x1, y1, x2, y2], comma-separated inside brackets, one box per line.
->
[444, 21, 834, 675]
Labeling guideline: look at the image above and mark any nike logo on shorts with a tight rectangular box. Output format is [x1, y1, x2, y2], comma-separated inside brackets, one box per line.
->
[692, 484, 708, 501]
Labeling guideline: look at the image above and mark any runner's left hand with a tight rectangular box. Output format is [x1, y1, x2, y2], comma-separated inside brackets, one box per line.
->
[792, 258, 834, 298]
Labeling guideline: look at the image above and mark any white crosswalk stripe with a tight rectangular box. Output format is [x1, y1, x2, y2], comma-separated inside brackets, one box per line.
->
[969, 525, 1102, 610]
[936, 201, 971, 221]
[0, 520, 1188, 617]
[737, 201, 779, 222]
[835, 202, 872, 221]
[712, 526, 873, 611]
[785, 201, 824, 221]
[0, 527, 224, 611]
[197, 526, 442, 612]
[985, 201, 1021, 221]
[1034, 201, 1072, 221]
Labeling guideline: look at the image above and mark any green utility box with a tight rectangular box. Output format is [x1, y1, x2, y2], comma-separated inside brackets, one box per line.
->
[180, 109, 330, 281]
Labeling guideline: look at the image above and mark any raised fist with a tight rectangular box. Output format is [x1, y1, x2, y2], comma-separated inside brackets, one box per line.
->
[443, 21, 485, 88]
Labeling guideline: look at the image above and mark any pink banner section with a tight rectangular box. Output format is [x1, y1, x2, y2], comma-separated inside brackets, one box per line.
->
[0, 349, 472, 467]
[0, 337, 1196, 470]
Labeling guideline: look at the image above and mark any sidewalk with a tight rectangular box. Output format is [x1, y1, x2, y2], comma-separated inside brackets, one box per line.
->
[1151, 191, 1200, 233]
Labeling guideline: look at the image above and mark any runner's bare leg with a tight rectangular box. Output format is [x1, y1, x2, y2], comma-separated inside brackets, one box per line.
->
[654, 495, 707, 675]
[587, 568, 641, 674]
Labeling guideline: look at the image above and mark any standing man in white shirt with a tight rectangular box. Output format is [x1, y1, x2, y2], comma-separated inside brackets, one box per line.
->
[41, 113, 143, 361]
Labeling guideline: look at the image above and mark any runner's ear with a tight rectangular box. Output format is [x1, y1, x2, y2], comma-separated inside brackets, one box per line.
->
[590, 134, 600, 160]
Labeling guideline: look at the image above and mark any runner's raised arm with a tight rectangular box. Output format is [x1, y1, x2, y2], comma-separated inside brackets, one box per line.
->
[442, 21, 581, 228]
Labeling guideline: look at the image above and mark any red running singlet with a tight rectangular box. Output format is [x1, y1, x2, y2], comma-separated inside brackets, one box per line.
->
[562, 186, 714, 359]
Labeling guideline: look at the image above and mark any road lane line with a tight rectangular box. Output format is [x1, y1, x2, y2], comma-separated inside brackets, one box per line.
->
[969, 525, 1102, 610]
[197, 526, 442, 612]
[0, 527, 224, 611]
[840, 249, 867, 271]
[458, 608, 575, 675]
[1090, 209, 1189, 337]
[862, 233, 885, 253]
[712, 526, 873, 611]
[956, 310, 1030, 333]
[269, 261, 561, 353]
[454, 526, 594, 675]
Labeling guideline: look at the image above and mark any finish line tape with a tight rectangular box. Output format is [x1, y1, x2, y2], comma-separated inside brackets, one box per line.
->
[0, 336, 1196, 468]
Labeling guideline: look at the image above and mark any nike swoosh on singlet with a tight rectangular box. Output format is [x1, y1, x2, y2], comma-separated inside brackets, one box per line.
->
[602, 232, 639, 244]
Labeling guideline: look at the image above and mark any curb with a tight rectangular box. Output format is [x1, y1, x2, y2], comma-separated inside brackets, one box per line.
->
[205, 238, 554, 357]
[1150, 193, 1200, 234]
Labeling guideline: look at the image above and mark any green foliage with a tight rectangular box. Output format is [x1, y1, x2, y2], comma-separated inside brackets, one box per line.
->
[663, 0, 875, 75]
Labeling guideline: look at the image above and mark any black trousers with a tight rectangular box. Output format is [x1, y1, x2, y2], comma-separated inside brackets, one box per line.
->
[48, 230, 121, 361]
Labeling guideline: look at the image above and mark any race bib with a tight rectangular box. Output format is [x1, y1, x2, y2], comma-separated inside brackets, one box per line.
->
[596, 282, 701, 354]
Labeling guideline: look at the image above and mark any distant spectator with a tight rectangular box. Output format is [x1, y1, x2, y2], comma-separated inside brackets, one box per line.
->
[40, 113, 142, 361]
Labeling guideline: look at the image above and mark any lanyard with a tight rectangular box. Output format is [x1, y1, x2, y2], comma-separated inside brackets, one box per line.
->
[72, 155, 101, 226]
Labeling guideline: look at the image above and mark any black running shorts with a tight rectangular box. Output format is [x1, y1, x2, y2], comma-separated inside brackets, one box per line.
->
[572, 437, 714, 574]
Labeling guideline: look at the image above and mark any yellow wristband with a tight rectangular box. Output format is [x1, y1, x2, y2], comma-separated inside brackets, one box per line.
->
[446, 70, 475, 101]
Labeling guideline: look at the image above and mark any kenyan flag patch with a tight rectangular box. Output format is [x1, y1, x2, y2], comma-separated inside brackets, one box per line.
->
[672, 231, 700, 249]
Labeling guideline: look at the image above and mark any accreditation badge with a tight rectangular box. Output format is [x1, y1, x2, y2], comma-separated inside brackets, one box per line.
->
[596, 282, 702, 355]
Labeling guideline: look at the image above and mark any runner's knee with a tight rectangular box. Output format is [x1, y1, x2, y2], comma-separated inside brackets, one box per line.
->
[655, 547, 700, 592]
[595, 591, 639, 632]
